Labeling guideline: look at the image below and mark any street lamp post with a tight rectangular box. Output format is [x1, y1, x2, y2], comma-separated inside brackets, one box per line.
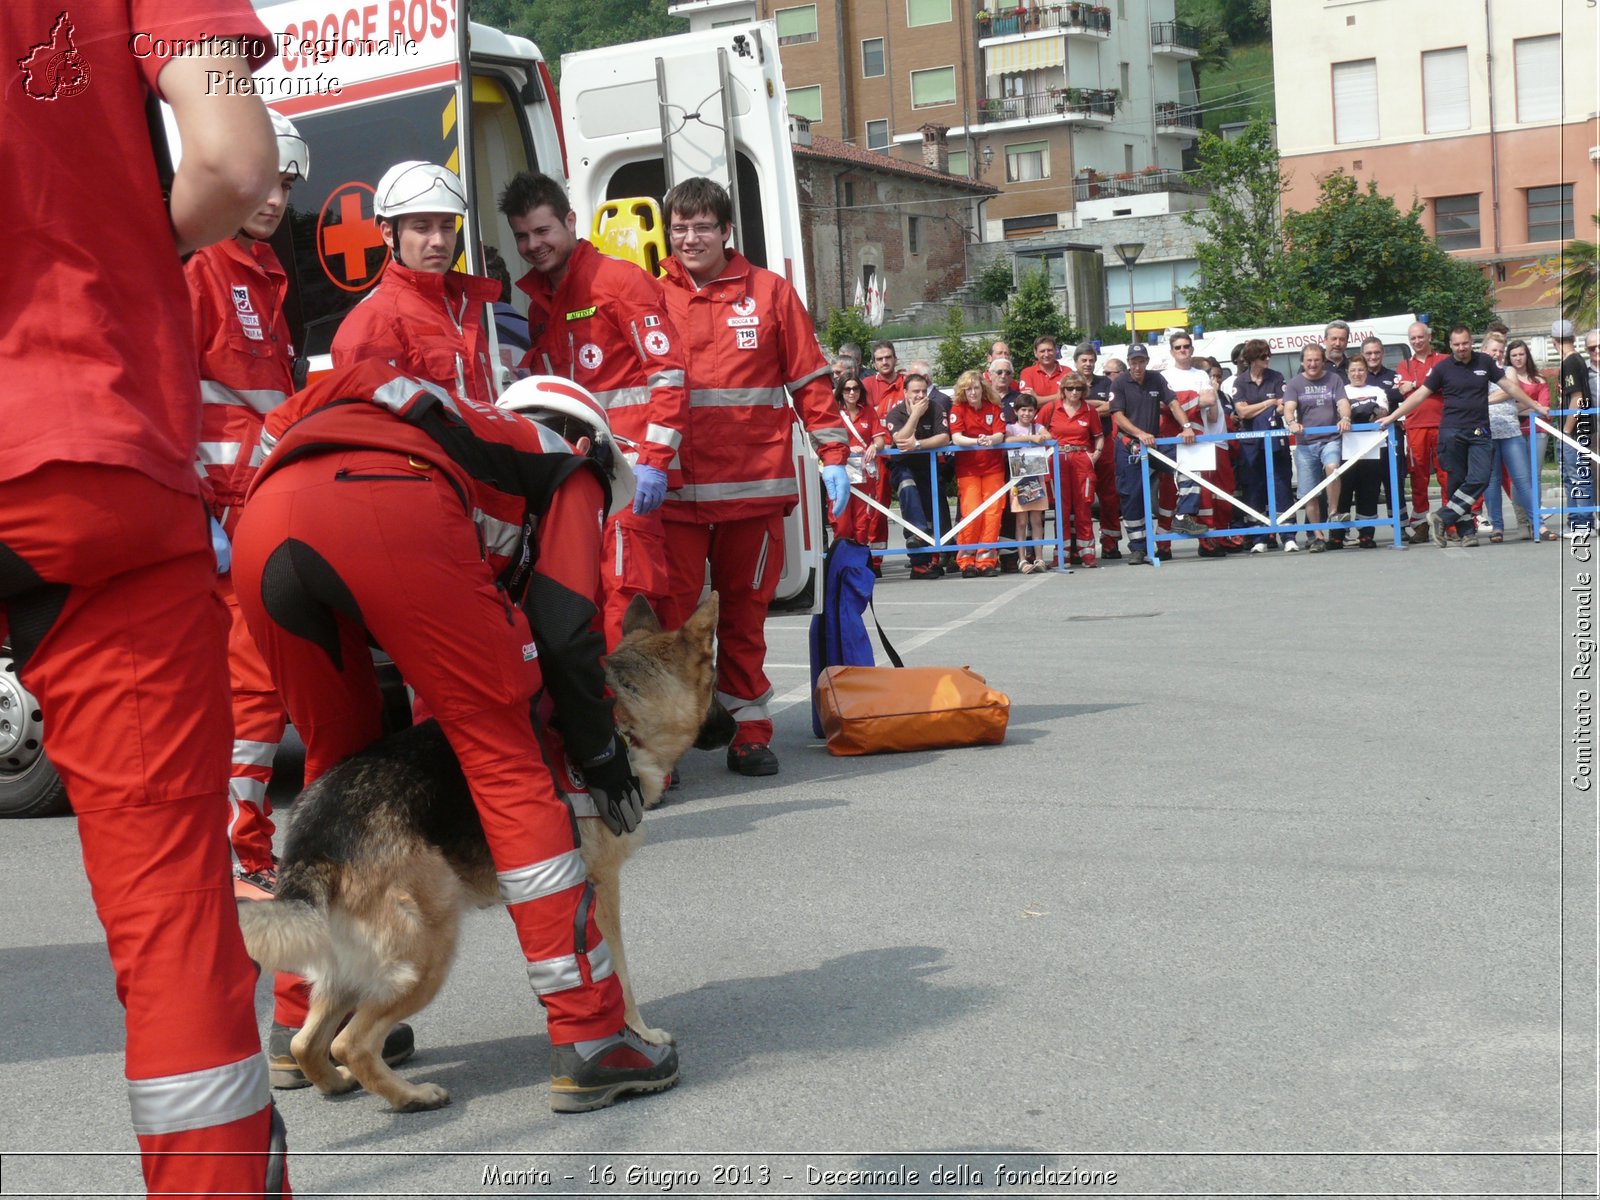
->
[1113, 241, 1145, 348]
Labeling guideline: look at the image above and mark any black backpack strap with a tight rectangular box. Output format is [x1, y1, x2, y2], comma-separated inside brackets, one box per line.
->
[867, 597, 904, 669]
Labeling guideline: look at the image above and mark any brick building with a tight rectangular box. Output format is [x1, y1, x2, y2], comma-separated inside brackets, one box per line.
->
[790, 124, 998, 314]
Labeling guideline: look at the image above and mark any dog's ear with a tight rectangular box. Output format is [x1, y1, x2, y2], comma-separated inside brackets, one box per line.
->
[620, 593, 663, 637]
[681, 592, 719, 648]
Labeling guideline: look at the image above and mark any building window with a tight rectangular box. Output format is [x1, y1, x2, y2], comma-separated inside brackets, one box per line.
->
[1117, 0, 1127, 19]
[1005, 139, 1048, 182]
[775, 5, 818, 46]
[843, 180, 855, 206]
[787, 85, 822, 123]
[1514, 35, 1561, 123]
[865, 119, 889, 151]
[910, 65, 956, 108]
[1434, 194, 1480, 251]
[947, 149, 970, 177]
[1123, 143, 1134, 171]
[1421, 47, 1469, 134]
[1119, 61, 1130, 98]
[1526, 184, 1574, 243]
[862, 37, 885, 78]
[1332, 59, 1378, 144]
[906, 0, 951, 28]
[1002, 213, 1057, 239]
[908, 216, 921, 256]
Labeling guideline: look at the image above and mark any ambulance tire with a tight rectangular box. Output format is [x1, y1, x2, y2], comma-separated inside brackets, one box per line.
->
[0, 648, 70, 819]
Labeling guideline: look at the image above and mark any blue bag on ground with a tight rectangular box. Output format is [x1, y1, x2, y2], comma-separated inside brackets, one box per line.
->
[808, 539, 876, 737]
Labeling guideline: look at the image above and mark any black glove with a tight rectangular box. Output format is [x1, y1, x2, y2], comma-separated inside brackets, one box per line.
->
[580, 734, 643, 836]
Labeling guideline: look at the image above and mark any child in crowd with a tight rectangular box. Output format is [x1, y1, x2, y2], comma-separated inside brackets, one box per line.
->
[1006, 395, 1052, 571]
[946, 369, 1008, 576]
[1044, 372, 1105, 567]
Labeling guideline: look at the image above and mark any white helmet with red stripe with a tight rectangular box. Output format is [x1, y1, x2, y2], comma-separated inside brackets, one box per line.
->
[270, 110, 309, 181]
[497, 376, 637, 517]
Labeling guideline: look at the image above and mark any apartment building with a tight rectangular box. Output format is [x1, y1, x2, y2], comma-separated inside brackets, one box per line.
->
[668, 0, 1202, 243]
[1271, 0, 1599, 322]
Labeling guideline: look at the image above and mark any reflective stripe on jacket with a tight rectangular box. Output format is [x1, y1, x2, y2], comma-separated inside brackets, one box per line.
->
[658, 251, 848, 523]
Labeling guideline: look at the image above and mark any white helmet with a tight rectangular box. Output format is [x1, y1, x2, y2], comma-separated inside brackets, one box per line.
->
[270, 110, 309, 181]
[374, 160, 468, 220]
[497, 376, 637, 517]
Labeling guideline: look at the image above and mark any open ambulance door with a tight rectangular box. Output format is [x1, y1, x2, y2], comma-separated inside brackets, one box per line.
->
[560, 23, 823, 612]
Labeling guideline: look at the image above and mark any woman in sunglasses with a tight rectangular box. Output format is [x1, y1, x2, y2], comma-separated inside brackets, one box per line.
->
[832, 374, 886, 557]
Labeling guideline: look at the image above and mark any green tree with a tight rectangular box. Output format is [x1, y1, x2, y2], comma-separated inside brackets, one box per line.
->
[998, 266, 1076, 370]
[470, 0, 684, 84]
[972, 257, 1015, 308]
[821, 306, 874, 356]
[1281, 171, 1495, 330]
[1561, 215, 1600, 329]
[934, 306, 988, 383]
[1181, 117, 1296, 327]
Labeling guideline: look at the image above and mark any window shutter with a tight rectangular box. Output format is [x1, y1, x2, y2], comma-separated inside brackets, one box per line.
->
[1332, 59, 1378, 144]
[1514, 35, 1561, 123]
[1422, 48, 1470, 134]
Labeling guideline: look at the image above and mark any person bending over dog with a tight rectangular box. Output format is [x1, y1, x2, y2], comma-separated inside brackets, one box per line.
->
[231, 360, 677, 1113]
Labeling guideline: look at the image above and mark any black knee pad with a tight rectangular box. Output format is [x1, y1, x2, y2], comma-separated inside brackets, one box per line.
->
[259, 539, 366, 672]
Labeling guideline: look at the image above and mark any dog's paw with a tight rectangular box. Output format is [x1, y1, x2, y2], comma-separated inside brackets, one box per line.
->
[393, 1083, 451, 1112]
[319, 1066, 362, 1096]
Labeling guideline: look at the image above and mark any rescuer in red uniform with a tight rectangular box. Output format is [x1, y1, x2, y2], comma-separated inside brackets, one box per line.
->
[656, 177, 851, 777]
[499, 171, 688, 648]
[332, 161, 500, 407]
[185, 110, 307, 896]
[231, 361, 679, 1113]
[3, 3, 289, 1193]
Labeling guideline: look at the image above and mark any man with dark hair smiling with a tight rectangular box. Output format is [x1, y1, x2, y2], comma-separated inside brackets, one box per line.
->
[1380, 324, 1546, 547]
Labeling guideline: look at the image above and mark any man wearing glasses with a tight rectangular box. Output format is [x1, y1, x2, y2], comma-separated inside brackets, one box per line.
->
[1558, 328, 1598, 538]
[656, 178, 850, 777]
[332, 160, 500, 408]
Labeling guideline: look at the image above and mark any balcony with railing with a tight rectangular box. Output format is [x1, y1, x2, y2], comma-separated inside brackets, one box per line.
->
[1071, 167, 1205, 203]
[978, 86, 1118, 125]
[1150, 20, 1202, 56]
[975, 2, 1112, 42]
[1154, 101, 1201, 135]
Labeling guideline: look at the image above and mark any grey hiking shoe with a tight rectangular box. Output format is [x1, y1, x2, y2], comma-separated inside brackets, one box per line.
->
[549, 1028, 680, 1113]
[268, 1021, 415, 1090]
[1171, 514, 1207, 536]
[1428, 511, 1449, 547]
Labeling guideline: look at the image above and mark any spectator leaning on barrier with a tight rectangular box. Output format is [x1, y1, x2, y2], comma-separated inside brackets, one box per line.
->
[1108, 344, 1204, 566]
[1339, 355, 1390, 548]
[1072, 342, 1123, 559]
[1044, 372, 1105, 568]
[947, 370, 1009, 577]
[1379, 324, 1544, 548]
[1230, 338, 1293, 553]
[1283, 343, 1351, 553]
[989, 357, 1023, 420]
[1557, 331, 1598, 538]
[1395, 320, 1450, 542]
[887, 372, 953, 579]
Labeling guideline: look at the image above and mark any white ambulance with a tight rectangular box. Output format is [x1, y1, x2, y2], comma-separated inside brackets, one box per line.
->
[0, 5, 822, 817]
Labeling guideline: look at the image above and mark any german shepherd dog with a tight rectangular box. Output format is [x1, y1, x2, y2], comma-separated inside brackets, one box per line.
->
[237, 593, 732, 1112]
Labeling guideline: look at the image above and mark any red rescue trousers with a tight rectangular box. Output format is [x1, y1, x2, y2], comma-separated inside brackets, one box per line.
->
[0, 464, 282, 1198]
[232, 450, 624, 1043]
[218, 574, 286, 877]
[1057, 450, 1098, 550]
[1093, 448, 1121, 551]
[1405, 426, 1450, 520]
[659, 510, 784, 748]
[954, 468, 1006, 569]
[601, 505, 669, 651]
[831, 470, 879, 545]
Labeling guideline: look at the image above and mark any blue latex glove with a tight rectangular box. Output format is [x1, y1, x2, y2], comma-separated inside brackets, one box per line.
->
[632, 465, 667, 514]
[821, 464, 851, 519]
[209, 516, 232, 575]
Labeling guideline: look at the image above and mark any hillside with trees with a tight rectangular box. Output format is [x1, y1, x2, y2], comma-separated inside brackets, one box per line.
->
[471, 0, 683, 83]
[1175, 0, 1274, 135]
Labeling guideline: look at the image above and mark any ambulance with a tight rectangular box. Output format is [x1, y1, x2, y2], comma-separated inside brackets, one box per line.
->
[0, 3, 822, 817]
[1097, 313, 1419, 378]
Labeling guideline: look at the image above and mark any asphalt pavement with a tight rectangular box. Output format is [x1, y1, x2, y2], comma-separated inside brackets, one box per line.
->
[1, 530, 1593, 1199]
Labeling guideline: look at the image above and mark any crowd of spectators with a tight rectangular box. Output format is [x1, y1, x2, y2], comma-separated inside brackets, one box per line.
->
[827, 318, 1597, 572]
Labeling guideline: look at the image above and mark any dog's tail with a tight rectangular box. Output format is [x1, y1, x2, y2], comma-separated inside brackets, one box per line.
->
[236, 897, 332, 977]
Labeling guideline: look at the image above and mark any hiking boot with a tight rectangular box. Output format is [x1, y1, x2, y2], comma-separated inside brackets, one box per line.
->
[1460, 531, 1480, 548]
[549, 1028, 679, 1114]
[1171, 514, 1207, 536]
[1197, 539, 1227, 558]
[1407, 522, 1433, 545]
[1127, 550, 1149, 566]
[1307, 537, 1327, 553]
[269, 1022, 415, 1090]
[1358, 534, 1377, 549]
[1427, 511, 1449, 548]
[909, 563, 941, 580]
[1100, 546, 1123, 560]
[1326, 533, 1345, 550]
[961, 565, 978, 578]
[1155, 546, 1173, 562]
[727, 742, 779, 777]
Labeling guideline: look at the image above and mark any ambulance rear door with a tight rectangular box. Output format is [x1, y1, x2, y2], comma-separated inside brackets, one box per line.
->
[559, 23, 822, 612]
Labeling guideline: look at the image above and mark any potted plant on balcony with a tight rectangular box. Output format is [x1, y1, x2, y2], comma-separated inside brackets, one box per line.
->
[1062, 87, 1084, 109]
[1140, 164, 1163, 175]
[983, 97, 1006, 121]
[976, 9, 993, 29]
[1066, 1, 1085, 22]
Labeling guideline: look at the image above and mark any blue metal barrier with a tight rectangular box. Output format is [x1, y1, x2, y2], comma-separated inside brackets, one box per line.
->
[868, 442, 1071, 570]
[1136, 423, 1405, 567]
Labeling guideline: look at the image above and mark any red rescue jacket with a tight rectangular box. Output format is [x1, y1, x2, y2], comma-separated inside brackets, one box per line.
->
[185, 237, 294, 533]
[519, 240, 689, 477]
[658, 251, 848, 522]
[331, 261, 500, 408]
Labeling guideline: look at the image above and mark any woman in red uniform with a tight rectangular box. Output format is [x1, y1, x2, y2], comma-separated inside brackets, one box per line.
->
[1045, 373, 1106, 567]
[833, 374, 886, 549]
[946, 370, 1009, 577]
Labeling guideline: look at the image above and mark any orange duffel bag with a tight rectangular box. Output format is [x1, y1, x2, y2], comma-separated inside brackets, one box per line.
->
[814, 664, 1010, 756]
